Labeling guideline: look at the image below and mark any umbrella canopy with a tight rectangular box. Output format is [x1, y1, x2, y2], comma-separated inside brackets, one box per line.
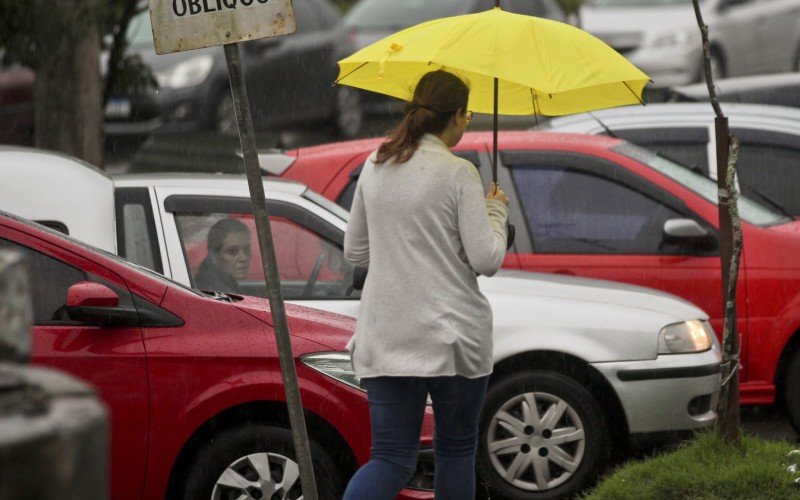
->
[336, 7, 650, 116]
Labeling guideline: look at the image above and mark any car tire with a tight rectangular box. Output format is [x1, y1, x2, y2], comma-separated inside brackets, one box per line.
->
[785, 349, 800, 435]
[476, 371, 610, 500]
[331, 86, 363, 140]
[181, 424, 343, 500]
[709, 50, 726, 81]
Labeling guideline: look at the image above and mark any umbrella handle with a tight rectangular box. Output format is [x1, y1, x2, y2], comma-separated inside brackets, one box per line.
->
[506, 222, 515, 249]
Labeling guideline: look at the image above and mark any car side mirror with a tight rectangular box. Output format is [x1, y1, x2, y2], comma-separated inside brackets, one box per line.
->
[663, 219, 718, 250]
[66, 281, 139, 327]
[352, 266, 368, 291]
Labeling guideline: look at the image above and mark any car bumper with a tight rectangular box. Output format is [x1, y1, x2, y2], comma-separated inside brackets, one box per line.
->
[591, 347, 722, 436]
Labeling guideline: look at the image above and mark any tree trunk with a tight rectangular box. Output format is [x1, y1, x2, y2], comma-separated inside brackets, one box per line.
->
[692, 0, 743, 443]
[33, 0, 103, 168]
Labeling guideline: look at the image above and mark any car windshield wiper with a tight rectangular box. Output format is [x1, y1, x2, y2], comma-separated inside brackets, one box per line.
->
[200, 290, 234, 302]
[741, 184, 793, 220]
[589, 112, 707, 175]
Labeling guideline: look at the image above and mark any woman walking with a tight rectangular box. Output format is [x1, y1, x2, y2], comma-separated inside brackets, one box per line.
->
[343, 70, 509, 499]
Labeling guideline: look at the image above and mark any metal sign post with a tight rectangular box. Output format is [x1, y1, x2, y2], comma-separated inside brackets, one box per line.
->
[147, 1, 318, 498]
[223, 43, 318, 499]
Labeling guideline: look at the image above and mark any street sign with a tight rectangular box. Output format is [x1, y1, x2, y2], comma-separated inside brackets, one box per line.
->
[148, 0, 296, 54]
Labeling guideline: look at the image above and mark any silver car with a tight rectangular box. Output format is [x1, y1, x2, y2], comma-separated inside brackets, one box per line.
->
[581, 0, 800, 87]
[0, 148, 721, 499]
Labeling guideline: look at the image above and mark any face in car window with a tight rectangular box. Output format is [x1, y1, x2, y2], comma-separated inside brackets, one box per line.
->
[174, 212, 357, 299]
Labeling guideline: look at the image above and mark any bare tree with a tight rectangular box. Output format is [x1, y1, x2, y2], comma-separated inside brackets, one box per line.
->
[33, 0, 103, 167]
[691, 0, 743, 443]
[0, 0, 154, 168]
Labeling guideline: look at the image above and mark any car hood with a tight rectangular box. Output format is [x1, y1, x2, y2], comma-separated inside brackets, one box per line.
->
[234, 297, 355, 352]
[481, 270, 706, 320]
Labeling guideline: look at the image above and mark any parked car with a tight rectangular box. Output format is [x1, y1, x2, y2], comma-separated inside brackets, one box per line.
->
[581, 0, 800, 87]
[0, 208, 410, 500]
[670, 72, 800, 109]
[0, 146, 722, 499]
[537, 103, 800, 217]
[270, 131, 800, 430]
[0, 0, 363, 146]
[108, 1, 363, 139]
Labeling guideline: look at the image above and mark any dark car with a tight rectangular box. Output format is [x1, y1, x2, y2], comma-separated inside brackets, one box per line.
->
[0, 1, 364, 146]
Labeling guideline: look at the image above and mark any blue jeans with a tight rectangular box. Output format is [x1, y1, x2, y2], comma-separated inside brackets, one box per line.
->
[343, 375, 490, 500]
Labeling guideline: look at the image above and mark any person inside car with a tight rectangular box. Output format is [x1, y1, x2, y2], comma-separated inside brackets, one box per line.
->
[194, 218, 251, 294]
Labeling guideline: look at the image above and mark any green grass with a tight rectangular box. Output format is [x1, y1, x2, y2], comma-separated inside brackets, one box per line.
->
[584, 430, 800, 499]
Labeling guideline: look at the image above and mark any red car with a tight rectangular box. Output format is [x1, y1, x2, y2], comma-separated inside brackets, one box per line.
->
[276, 131, 800, 431]
[0, 210, 433, 500]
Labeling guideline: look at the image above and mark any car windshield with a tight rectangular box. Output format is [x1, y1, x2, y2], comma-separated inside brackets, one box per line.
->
[126, 11, 154, 48]
[615, 143, 791, 227]
[344, 0, 471, 29]
[586, 0, 694, 6]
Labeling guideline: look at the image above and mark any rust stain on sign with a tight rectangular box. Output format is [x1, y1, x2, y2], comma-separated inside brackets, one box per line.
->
[149, 0, 296, 55]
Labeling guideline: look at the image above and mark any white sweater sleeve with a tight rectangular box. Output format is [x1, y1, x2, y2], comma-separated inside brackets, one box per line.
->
[344, 178, 370, 267]
[456, 170, 508, 276]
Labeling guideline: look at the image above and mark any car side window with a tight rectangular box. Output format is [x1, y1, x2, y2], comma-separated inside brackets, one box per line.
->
[510, 166, 685, 254]
[0, 238, 85, 324]
[0, 237, 137, 326]
[734, 139, 800, 217]
[115, 187, 163, 274]
[173, 211, 357, 300]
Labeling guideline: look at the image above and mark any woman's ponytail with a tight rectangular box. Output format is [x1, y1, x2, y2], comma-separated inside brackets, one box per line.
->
[376, 70, 469, 165]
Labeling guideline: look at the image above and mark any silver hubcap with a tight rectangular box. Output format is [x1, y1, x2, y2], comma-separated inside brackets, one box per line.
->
[487, 392, 585, 492]
[212, 452, 302, 500]
[216, 93, 237, 136]
[334, 87, 362, 138]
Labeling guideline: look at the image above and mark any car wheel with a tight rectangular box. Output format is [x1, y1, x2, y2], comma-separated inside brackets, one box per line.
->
[182, 425, 343, 500]
[476, 371, 610, 499]
[214, 91, 238, 136]
[331, 86, 363, 140]
[785, 349, 800, 434]
[709, 50, 725, 81]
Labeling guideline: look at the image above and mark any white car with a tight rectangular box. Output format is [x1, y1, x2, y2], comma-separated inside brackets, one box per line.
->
[538, 102, 800, 217]
[581, 0, 800, 87]
[0, 147, 721, 499]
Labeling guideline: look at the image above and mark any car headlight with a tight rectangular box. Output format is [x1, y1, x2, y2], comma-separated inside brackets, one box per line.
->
[651, 30, 695, 49]
[658, 320, 714, 354]
[155, 55, 214, 89]
[301, 352, 364, 392]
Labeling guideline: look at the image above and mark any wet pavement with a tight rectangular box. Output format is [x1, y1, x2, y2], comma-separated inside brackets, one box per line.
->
[741, 405, 799, 442]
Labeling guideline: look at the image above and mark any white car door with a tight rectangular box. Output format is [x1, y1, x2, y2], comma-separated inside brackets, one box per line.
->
[712, 0, 771, 75]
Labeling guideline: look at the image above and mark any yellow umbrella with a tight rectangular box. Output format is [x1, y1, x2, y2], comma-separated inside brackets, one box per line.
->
[336, 7, 650, 117]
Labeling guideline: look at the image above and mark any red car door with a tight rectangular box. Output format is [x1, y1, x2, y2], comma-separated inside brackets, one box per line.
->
[0, 226, 149, 500]
[500, 150, 748, 372]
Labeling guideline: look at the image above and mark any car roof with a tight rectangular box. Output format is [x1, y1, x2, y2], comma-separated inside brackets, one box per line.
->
[544, 102, 800, 132]
[288, 130, 623, 156]
[112, 172, 310, 195]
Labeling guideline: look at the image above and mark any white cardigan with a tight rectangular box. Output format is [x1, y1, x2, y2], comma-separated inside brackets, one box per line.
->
[344, 134, 508, 379]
